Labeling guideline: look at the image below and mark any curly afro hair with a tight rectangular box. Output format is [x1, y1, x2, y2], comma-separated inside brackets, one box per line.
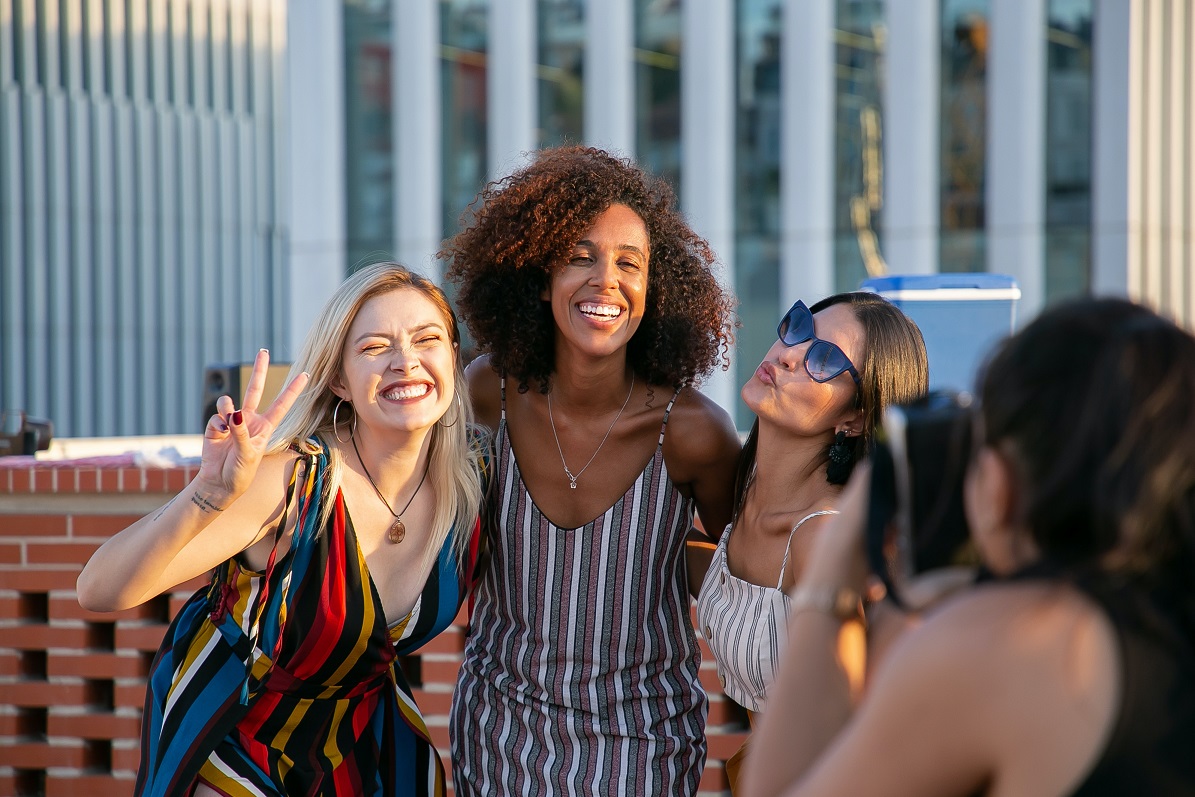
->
[441, 146, 736, 393]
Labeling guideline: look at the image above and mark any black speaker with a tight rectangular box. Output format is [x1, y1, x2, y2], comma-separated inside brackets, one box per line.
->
[201, 362, 294, 430]
[0, 410, 53, 457]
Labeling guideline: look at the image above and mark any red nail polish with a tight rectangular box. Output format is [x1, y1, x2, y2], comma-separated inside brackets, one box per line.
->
[232, 410, 243, 426]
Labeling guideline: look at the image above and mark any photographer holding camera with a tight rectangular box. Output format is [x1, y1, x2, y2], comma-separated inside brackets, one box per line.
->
[742, 297, 1195, 797]
[691, 292, 928, 790]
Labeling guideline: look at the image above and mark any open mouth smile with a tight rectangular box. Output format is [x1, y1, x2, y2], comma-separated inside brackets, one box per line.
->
[380, 382, 432, 401]
[578, 302, 623, 321]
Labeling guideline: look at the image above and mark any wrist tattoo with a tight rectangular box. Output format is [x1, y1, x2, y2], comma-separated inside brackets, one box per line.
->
[152, 495, 177, 522]
[190, 491, 226, 514]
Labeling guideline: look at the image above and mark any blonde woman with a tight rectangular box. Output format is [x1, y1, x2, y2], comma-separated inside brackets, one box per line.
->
[78, 263, 486, 797]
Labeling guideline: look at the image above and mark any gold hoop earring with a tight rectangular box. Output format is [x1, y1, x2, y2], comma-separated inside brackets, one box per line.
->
[333, 398, 355, 443]
[438, 391, 462, 428]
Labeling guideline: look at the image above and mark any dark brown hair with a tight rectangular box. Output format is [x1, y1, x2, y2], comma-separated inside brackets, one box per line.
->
[440, 146, 736, 392]
[979, 297, 1195, 580]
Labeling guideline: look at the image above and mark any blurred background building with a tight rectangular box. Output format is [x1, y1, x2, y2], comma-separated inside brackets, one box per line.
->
[2, 0, 1192, 436]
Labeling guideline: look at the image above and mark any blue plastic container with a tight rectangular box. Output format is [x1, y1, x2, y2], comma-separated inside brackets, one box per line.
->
[861, 274, 1021, 392]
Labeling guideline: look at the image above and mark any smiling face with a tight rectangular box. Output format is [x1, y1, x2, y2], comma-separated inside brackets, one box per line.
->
[543, 203, 650, 359]
[332, 287, 457, 437]
[742, 302, 866, 437]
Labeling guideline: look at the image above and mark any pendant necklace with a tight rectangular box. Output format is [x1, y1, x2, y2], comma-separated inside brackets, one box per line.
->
[350, 435, 430, 543]
[547, 374, 635, 490]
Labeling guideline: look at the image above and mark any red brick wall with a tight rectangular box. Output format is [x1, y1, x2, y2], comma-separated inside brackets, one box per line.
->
[0, 462, 746, 796]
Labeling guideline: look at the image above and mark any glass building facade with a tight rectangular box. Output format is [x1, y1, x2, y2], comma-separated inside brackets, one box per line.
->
[0, 0, 1182, 438]
[330, 0, 1115, 428]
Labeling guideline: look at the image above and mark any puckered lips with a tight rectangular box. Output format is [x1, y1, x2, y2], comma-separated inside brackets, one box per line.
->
[575, 299, 625, 326]
[377, 379, 434, 403]
[754, 361, 778, 386]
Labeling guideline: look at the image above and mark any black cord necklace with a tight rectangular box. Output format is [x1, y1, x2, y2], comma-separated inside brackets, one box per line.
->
[350, 435, 430, 543]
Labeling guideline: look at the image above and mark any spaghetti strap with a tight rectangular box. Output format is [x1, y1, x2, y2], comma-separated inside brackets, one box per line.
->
[499, 376, 507, 421]
[776, 509, 839, 590]
[658, 388, 682, 447]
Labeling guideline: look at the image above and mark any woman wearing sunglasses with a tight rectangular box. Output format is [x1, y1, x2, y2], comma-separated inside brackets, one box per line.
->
[693, 292, 928, 791]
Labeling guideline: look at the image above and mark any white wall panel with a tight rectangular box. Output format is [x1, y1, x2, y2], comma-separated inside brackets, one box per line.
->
[217, 117, 239, 353]
[135, 107, 161, 432]
[114, 103, 138, 434]
[178, 112, 201, 427]
[46, 95, 71, 434]
[68, 98, 96, 435]
[21, 91, 50, 418]
[91, 100, 117, 433]
[1163, 0, 1188, 321]
[1092, 0, 1195, 330]
[1, 90, 24, 409]
[157, 110, 182, 432]
[1, 1, 13, 87]
[0, 1, 282, 435]
[781, 0, 835, 304]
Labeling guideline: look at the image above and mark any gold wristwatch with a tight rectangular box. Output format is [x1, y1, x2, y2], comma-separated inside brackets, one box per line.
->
[789, 585, 865, 624]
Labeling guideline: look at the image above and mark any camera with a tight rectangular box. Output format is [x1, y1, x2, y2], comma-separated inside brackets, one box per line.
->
[865, 391, 978, 606]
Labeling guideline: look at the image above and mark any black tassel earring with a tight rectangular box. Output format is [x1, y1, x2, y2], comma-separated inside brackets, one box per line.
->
[826, 430, 854, 485]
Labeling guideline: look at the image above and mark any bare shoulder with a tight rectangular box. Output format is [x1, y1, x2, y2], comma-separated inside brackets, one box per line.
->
[661, 386, 741, 476]
[234, 448, 308, 525]
[871, 581, 1120, 758]
[795, 581, 1121, 797]
[920, 579, 1114, 647]
[870, 580, 1122, 792]
[465, 354, 502, 432]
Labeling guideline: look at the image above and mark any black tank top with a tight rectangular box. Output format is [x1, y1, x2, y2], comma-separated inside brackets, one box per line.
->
[1066, 571, 1195, 796]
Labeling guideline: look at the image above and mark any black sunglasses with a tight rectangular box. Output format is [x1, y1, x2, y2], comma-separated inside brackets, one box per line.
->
[776, 301, 862, 387]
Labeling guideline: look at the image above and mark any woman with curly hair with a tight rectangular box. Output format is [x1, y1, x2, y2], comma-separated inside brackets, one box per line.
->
[442, 146, 742, 795]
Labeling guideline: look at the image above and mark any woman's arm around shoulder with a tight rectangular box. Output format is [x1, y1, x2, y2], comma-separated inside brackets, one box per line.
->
[663, 386, 741, 540]
[465, 354, 503, 433]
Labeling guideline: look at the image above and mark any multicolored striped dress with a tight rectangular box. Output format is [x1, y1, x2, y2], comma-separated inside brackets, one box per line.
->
[135, 440, 482, 797]
[450, 381, 707, 795]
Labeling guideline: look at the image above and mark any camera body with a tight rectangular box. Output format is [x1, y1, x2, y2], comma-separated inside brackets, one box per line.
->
[866, 391, 977, 606]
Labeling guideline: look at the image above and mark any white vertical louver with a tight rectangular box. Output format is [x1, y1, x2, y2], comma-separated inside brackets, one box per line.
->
[0, 0, 287, 437]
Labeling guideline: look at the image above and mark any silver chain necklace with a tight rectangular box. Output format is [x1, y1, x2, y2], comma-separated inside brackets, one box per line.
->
[547, 374, 636, 490]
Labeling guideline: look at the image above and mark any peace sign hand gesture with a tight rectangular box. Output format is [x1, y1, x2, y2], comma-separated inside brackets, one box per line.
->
[196, 349, 310, 504]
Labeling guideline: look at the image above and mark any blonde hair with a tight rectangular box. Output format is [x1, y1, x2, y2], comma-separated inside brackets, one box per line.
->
[269, 262, 485, 568]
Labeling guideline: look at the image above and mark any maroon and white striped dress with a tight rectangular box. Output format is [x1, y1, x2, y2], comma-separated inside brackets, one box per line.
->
[449, 381, 707, 795]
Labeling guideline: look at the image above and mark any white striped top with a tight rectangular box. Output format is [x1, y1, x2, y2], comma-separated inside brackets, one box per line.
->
[449, 382, 707, 795]
[695, 510, 838, 713]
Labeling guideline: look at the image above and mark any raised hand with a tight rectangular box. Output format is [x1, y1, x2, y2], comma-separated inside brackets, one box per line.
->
[196, 349, 310, 503]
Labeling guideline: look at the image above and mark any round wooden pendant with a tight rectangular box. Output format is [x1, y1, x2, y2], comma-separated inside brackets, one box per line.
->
[388, 518, 406, 544]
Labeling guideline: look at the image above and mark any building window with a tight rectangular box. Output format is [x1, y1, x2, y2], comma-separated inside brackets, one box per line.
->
[634, 0, 682, 195]
[344, 0, 395, 271]
[537, 0, 585, 148]
[834, 1, 886, 292]
[441, 0, 489, 238]
[1045, 0, 1092, 302]
[733, 0, 783, 428]
[939, 0, 989, 273]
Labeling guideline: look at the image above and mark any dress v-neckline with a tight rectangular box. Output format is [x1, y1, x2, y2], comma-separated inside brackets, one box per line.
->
[501, 416, 666, 532]
[342, 501, 425, 632]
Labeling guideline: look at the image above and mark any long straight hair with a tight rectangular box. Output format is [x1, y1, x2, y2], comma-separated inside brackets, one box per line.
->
[269, 263, 485, 568]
